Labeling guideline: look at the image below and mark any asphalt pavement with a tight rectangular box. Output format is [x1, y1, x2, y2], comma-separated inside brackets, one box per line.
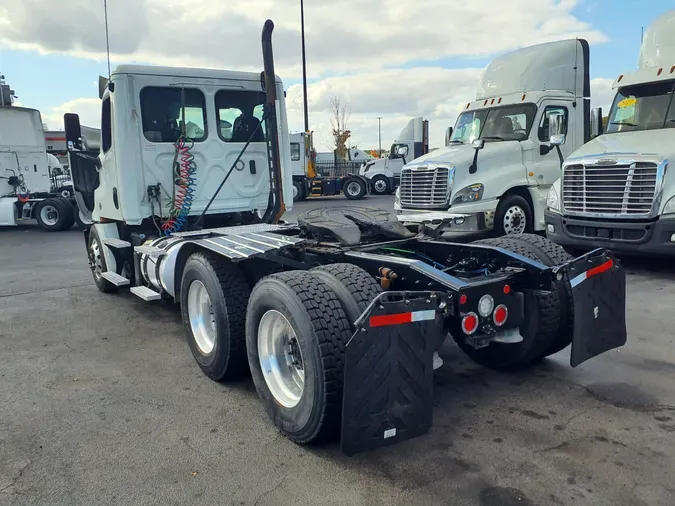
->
[1, 194, 674, 505]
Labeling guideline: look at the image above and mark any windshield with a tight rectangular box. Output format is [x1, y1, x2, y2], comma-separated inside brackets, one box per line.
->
[605, 81, 675, 133]
[450, 104, 537, 143]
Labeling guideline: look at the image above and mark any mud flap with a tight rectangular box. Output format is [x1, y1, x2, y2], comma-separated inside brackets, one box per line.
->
[340, 291, 447, 456]
[561, 250, 627, 367]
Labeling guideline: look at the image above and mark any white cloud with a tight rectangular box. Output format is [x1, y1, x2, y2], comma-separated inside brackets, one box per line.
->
[590, 77, 616, 112]
[0, 0, 607, 78]
[41, 98, 101, 131]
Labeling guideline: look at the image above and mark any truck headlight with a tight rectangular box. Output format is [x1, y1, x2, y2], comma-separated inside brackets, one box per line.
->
[362, 162, 374, 173]
[546, 185, 561, 212]
[395, 186, 401, 205]
[663, 195, 675, 215]
[452, 184, 484, 204]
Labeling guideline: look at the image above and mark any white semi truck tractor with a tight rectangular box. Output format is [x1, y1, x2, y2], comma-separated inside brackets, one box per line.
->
[360, 117, 429, 195]
[545, 10, 675, 255]
[0, 105, 80, 230]
[394, 38, 596, 237]
[65, 20, 628, 455]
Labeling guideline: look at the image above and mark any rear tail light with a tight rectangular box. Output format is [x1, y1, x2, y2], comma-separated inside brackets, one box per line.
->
[493, 305, 508, 326]
[462, 312, 478, 335]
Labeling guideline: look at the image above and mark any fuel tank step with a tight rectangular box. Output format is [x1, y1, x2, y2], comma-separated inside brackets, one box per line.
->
[130, 286, 162, 301]
[134, 245, 167, 258]
[101, 271, 130, 286]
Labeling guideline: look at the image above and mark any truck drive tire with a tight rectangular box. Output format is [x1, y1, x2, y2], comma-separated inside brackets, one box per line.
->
[180, 252, 250, 381]
[35, 197, 74, 231]
[311, 263, 382, 328]
[246, 271, 352, 444]
[370, 175, 391, 195]
[508, 233, 574, 358]
[343, 177, 367, 200]
[452, 237, 563, 370]
[87, 226, 118, 293]
[292, 180, 305, 202]
[494, 194, 533, 236]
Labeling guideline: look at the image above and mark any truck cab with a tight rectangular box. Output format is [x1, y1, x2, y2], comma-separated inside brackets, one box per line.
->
[545, 10, 675, 255]
[394, 39, 591, 236]
[360, 117, 428, 195]
[67, 65, 292, 230]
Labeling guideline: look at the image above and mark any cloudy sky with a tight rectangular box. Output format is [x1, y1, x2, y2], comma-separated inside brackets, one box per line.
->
[0, 0, 670, 151]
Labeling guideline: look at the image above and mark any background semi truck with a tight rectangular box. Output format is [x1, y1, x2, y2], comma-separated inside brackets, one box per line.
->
[64, 20, 627, 455]
[289, 131, 369, 201]
[0, 105, 82, 230]
[394, 38, 601, 237]
[359, 117, 429, 195]
[545, 9, 675, 255]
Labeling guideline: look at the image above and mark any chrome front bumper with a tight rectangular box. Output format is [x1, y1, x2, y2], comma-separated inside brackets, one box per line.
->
[395, 209, 495, 233]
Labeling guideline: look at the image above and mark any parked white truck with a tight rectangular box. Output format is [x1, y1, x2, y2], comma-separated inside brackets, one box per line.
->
[360, 117, 429, 195]
[394, 38, 597, 236]
[545, 10, 675, 255]
[0, 105, 79, 230]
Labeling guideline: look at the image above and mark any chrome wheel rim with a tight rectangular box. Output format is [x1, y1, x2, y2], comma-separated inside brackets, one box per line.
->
[373, 179, 387, 193]
[346, 181, 361, 197]
[503, 205, 526, 235]
[89, 238, 103, 281]
[258, 310, 304, 408]
[40, 205, 59, 226]
[187, 280, 216, 355]
[292, 184, 299, 199]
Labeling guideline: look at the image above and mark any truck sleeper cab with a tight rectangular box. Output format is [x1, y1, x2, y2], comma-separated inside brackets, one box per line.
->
[394, 38, 591, 237]
[545, 9, 675, 255]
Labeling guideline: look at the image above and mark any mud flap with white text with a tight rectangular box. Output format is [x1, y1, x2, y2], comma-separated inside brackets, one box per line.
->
[564, 251, 627, 367]
[340, 292, 447, 456]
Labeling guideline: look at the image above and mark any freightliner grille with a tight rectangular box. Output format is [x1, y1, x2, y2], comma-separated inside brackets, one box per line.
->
[562, 162, 658, 216]
[399, 166, 450, 209]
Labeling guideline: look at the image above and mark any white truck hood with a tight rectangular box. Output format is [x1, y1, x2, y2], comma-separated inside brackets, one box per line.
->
[569, 130, 675, 160]
[405, 141, 525, 198]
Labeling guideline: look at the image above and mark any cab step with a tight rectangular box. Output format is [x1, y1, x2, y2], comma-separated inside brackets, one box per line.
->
[134, 245, 166, 258]
[101, 271, 130, 287]
[130, 286, 162, 301]
[102, 238, 132, 249]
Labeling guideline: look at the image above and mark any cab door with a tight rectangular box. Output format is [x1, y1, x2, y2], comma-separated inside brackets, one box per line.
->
[528, 103, 575, 188]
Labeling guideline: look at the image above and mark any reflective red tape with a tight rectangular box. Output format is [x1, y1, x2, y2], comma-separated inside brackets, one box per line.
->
[369, 310, 435, 327]
[570, 258, 614, 288]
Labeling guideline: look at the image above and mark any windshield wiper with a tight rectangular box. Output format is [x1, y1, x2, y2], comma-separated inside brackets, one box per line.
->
[448, 140, 464, 144]
[610, 121, 638, 127]
[481, 136, 505, 141]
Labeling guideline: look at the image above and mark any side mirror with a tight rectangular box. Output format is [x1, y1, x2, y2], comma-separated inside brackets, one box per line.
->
[444, 127, 453, 147]
[64, 113, 83, 152]
[548, 112, 566, 146]
[590, 107, 603, 138]
[472, 139, 485, 150]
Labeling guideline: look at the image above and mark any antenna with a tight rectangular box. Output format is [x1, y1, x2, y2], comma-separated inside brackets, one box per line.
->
[103, 0, 111, 79]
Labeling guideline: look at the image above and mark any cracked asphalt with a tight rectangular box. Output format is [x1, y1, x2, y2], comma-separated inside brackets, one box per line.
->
[1, 195, 674, 505]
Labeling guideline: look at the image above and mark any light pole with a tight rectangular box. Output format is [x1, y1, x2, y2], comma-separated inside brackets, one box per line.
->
[377, 117, 382, 157]
[301, 0, 309, 133]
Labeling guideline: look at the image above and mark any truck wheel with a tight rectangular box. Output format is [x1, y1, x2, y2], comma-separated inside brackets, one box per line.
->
[35, 198, 74, 231]
[180, 252, 250, 381]
[452, 237, 562, 370]
[509, 234, 574, 357]
[494, 194, 533, 236]
[343, 177, 367, 200]
[370, 175, 391, 195]
[292, 180, 305, 202]
[246, 271, 352, 444]
[88, 226, 118, 293]
[311, 263, 382, 327]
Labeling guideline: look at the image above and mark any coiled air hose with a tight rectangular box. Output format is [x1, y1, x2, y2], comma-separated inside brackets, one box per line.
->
[162, 137, 197, 235]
